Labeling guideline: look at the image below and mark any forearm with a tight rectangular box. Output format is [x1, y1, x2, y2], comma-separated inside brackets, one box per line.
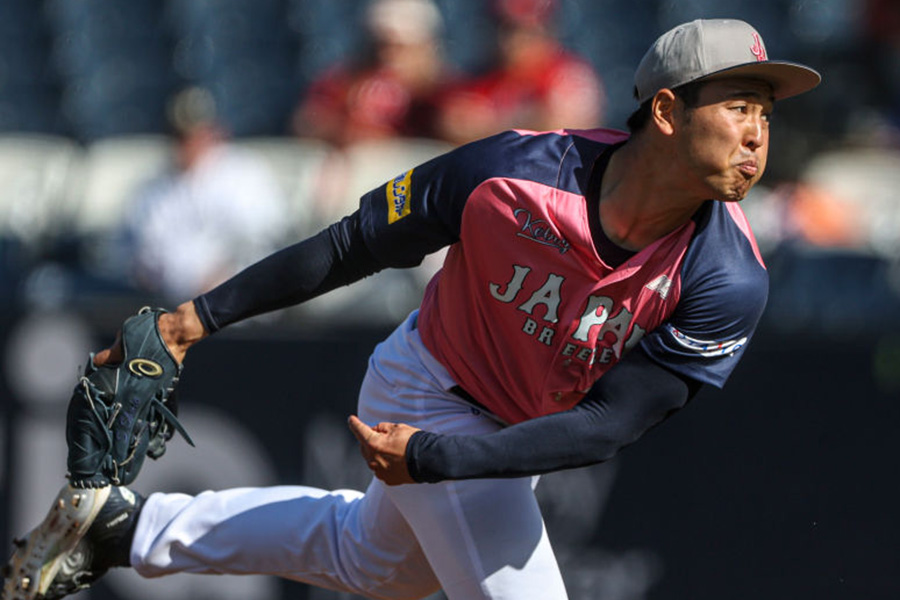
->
[193, 212, 382, 333]
[406, 349, 700, 482]
[154, 212, 382, 360]
[406, 414, 609, 482]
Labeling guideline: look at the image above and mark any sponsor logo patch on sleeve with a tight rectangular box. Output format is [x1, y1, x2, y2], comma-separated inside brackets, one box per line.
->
[667, 325, 747, 357]
[386, 169, 413, 224]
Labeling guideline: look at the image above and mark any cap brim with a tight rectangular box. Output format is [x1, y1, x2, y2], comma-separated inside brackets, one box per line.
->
[699, 61, 822, 100]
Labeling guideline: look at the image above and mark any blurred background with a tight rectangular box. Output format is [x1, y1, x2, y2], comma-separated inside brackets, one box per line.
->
[0, 0, 898, 599]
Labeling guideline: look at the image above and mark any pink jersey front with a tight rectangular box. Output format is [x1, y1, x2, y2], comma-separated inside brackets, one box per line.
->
[418, 177, 694, 424]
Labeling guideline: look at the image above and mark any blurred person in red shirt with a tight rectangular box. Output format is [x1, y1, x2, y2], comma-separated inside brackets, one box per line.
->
[292, 0, 455, 146]
[865, 0, 900, 47]
[437, 0, 605, 145]
[864, 0, 900, 140]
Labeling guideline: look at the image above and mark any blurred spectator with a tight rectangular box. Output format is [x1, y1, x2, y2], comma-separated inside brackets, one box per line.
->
[291, 0, 456, 146]
[865, 0, 900, 45]
[436, 0, 605, 145]
[123, 87, 289, 302]
[759, 182, 867, 250]
[862, 0, 900, 142]
[744, 142, 900, 258]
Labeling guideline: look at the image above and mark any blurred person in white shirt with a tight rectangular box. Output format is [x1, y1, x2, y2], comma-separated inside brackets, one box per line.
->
[124, 87, 289, 301]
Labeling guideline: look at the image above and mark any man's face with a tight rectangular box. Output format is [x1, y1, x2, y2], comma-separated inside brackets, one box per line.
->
[674, 78, 775, 202]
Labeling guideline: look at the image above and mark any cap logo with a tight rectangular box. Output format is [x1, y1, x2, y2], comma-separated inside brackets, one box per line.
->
[749, 33, 767, 62]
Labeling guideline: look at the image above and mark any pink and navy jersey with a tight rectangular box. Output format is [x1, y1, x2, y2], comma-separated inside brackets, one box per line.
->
[358, 129, 768, 425]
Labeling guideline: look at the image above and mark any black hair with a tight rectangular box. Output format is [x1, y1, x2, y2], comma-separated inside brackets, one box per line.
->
[626, 79, 706, 134]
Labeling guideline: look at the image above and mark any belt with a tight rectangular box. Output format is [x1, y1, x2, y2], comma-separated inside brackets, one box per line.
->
[410, 314, 493, 415]
[450, 385, 492, 414]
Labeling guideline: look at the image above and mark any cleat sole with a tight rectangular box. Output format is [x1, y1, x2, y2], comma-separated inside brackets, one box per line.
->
[1, 485, 110, 600]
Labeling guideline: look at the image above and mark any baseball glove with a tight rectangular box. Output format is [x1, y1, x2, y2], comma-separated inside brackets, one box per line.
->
[65, 307, 194, 488]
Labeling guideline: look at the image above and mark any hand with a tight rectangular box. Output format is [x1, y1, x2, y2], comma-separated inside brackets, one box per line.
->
[93, 301, 207, 367]
[92, 330, 123, 367]
[347, 415, 420, 485]
[157, 301, 208, 363]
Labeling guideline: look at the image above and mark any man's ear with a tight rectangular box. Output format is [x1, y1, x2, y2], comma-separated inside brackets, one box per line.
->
[650, 89, 678, 136]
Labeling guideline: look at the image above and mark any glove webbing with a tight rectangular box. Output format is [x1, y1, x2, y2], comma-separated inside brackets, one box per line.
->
[77, 375, 194, 486]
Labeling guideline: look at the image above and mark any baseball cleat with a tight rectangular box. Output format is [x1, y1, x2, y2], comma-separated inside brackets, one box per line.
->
[1, 484, 142, 600]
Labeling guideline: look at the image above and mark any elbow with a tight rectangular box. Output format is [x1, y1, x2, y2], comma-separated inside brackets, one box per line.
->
[579, 434, 634, 467]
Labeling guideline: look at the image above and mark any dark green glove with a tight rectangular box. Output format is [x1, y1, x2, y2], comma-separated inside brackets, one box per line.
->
[66, 307, 194, 488]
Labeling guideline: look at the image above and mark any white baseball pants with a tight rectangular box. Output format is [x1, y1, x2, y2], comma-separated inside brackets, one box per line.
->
[130, 310, 569, 599]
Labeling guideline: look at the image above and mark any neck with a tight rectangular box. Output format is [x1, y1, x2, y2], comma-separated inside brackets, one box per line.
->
[598, 135, 706, 251]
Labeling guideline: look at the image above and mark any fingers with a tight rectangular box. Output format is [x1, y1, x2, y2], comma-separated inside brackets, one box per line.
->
[93, 331, 124, 366]
[347, 415, 380, 468]
[347, 415, 374, 445]
[372, 422, 397, 434]
[347, 415, 415, 485]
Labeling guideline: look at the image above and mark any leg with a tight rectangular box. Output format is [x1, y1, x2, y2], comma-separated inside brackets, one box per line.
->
[385, 477, 568, 600]
[132, 483, 440, 600]
[357, 312, 569, 599]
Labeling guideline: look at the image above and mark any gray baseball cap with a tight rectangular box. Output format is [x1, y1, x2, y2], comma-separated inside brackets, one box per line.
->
[634, 19, 821, 104]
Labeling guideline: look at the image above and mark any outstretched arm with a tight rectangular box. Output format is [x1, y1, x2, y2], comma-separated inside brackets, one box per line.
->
[94, 212, 382, 366]
[193, 212, 384, 333]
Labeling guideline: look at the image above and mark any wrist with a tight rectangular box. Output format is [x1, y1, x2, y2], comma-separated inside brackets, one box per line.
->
[405, 430, 444, 484]
[158, 301, 208, 363]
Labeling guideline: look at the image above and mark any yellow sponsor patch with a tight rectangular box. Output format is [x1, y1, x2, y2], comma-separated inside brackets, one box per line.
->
[386, 169, 413, 224]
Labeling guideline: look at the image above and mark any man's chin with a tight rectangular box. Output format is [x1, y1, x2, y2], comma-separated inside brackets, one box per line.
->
[717, 180, 756, 202]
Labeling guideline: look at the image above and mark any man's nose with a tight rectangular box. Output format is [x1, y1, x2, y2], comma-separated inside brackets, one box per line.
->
[744, 117, 765, 151]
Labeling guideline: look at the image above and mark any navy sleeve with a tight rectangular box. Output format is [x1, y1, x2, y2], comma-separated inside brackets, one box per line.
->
[357, 132, 525, 268]
[405, 347, 700, 482]
[193, 213, 382, 332]
[193, 134, 517, 332]
[640, 203, 769, 388]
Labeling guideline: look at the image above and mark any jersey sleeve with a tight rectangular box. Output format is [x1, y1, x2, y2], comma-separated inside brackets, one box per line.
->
[639, 233, 769, 388]
[356, 134, 508, 268]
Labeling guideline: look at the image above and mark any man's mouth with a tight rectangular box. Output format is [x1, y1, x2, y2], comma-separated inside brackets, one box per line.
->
[736, 160, 758, 178]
